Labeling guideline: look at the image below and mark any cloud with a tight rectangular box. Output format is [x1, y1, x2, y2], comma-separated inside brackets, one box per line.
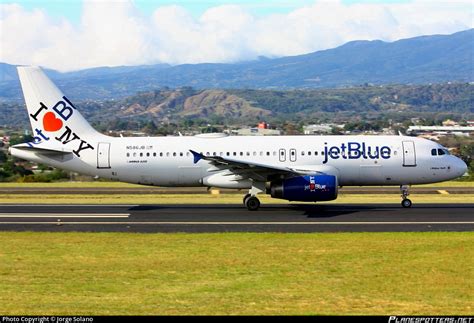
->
[0, 0, 472, 71]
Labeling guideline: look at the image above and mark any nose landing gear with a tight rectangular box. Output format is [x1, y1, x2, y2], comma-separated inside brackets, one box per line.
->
[400, 185, 412, 208]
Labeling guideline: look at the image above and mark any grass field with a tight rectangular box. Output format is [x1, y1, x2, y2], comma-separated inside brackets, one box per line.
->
[0, 181, 145, 188]
[0, 232, 472, 315]
[1, 193, 473, 204]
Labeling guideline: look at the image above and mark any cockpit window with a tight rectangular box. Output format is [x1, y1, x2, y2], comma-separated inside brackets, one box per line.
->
[438, 148, 450, 156]
[433, 148, 450, 156]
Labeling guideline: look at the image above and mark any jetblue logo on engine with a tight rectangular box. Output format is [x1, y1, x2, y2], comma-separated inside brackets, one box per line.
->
[304, 176, 327, 192]
[323, 142, 391, 164]
[27, 96, 94, 157]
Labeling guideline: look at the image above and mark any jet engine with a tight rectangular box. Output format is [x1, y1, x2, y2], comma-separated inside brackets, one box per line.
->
[270, 175, 338, 202]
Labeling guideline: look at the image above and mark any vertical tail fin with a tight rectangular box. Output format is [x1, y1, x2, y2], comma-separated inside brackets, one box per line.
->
[17, 66, 105, 157]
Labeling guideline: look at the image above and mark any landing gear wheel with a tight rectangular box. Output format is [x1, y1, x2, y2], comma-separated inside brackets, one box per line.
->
[245, 196, 260, 211]
[401, 198, 412, 208]
[400, 185, 412, 208]
[243, 193, 251, 205]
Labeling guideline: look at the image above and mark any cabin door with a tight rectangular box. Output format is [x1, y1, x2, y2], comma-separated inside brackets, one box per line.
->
[402, 141, 416, 167]
[97, 142, 111, 169]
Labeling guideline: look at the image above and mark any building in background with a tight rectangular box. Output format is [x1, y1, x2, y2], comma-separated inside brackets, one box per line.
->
[407, 124, 474, 137]
[303, 124, 344, 135]
[233, 122, 281, 136]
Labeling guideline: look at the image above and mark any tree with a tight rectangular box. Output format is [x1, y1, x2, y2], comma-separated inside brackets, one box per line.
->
[0, 150, 7, 163]
[9, 134, 33, 146]
[142, 120, 158, 134]
[459, 142, 474, 168]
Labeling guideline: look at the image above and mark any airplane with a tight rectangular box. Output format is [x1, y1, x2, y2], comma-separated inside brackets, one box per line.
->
[9, 67, 468, 210]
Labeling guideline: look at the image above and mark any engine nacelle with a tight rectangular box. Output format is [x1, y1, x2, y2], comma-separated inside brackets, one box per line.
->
[270, 175, 338, 202]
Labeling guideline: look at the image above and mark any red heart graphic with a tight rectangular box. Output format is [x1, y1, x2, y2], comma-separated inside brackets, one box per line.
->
[43, 112, 63, 132]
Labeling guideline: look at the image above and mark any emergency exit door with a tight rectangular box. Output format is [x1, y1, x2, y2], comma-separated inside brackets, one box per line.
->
[289, 149, 297, 162]
[97, 142, 111, 169]
[402, 141, 416, 167]
[279, 149, 286, 162]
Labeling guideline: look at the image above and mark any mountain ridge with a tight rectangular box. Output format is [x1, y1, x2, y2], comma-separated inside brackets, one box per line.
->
[0, 29, 472, 101]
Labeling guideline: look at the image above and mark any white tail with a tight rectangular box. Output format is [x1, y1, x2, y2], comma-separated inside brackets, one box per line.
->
[17, 66, 106, 157]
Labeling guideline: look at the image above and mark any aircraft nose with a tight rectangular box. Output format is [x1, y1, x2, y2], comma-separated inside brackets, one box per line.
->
[454, 157, 468, 177]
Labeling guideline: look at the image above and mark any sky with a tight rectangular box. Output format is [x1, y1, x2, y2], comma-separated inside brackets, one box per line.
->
[0, 0, 472, 71]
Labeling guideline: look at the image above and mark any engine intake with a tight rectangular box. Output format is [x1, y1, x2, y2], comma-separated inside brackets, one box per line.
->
[270, 175, 338, 202]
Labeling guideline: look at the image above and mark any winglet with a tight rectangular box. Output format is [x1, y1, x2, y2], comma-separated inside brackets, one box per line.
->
[189, 150, 203, 164]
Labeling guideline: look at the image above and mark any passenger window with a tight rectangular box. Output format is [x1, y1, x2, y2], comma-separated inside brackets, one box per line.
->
[266, 152, 270, 156]
[140, 153, 143, 157]
[226, 152, 230, 156]
[153, 152, 156, 157]
[180, 152, 183, 157]
[308, 151, 311, 156]
[240, 152, 243, 156]
[314, 151, 318, 156]
[301, 151, 305, 156]
[173, 152, 176, 157]
[126, 153, 130, 157]
[146, 152, 150, 157]
[233, 152, 237, 156]
[160, 152, 163, 157]
[431, 149, 437, 156]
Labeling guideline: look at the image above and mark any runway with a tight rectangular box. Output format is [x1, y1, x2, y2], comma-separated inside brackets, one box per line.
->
[0, 203, 473, 232]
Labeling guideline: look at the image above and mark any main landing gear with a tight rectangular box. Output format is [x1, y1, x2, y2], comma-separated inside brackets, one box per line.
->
[400, 184, 412, 208]
[244, 194, 260, 211]
[243, 181, 265, 211]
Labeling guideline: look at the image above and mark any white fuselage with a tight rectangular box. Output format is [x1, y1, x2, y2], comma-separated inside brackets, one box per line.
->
[11, 134, 468, 188]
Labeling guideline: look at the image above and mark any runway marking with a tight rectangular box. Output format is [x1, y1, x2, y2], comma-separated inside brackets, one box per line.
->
[437, 190, 450, 195]
[0, 213, 130, 218]
[0, 221, 473, 225]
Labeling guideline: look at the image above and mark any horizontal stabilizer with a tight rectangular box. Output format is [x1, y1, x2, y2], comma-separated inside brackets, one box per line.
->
[11, 143, 73, 155]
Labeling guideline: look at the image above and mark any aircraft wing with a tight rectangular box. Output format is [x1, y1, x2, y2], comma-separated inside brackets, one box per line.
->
[190, 150, 328, 181]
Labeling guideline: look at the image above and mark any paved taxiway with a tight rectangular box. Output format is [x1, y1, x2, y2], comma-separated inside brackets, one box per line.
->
[0, 204, 473, 233]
